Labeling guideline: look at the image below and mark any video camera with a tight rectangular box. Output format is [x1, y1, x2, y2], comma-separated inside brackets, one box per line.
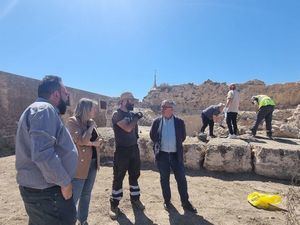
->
[133, 112, 143, 119]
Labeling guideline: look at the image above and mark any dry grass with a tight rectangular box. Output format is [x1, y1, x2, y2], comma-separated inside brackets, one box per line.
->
[286, 176, 300, 225]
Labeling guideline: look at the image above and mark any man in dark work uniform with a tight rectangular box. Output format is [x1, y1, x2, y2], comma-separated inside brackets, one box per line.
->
[109, 92, 145, 220]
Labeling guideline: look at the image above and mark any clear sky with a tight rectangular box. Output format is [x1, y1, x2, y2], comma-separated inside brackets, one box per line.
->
[0, 0, 299, 100]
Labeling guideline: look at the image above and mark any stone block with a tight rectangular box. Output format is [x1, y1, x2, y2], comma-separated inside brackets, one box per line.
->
[252, 138, 300, 180]
[101, 137, 115, 158]
[183, 142, 206, 170]
[138, 137, 155, 163]
[204, 138, 252, 172]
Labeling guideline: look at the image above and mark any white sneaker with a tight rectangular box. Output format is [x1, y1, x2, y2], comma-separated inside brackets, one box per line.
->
[227, 134, 238, 139]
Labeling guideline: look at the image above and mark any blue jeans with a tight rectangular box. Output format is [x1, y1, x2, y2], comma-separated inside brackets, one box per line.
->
[19, 185, 76, 225]
[72, 159, 97, 223]
[156, 151, 189, 205]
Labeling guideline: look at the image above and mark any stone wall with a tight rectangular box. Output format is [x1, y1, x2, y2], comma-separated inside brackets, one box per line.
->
[2, 71, 300, 157]
[0, 71, 112, 155]
[98, 127, 300, 181]
[0, 72, 38, 154]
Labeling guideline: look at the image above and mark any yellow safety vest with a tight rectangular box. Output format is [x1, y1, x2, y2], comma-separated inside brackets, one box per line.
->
[256, 95, 275, 108]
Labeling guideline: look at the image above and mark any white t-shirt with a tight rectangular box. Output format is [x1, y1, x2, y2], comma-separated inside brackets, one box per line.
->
[227, 90, 239, 113]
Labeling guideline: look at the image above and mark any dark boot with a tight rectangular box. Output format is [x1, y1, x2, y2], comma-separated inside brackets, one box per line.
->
[182, 201, 197, 213]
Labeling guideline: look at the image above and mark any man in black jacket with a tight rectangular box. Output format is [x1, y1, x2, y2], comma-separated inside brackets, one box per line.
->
[150, 100, 197, 213]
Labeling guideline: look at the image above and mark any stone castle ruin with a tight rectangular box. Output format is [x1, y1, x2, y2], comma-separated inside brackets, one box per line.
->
[0, 71, 300, 181]
[141, 79, 300, 138]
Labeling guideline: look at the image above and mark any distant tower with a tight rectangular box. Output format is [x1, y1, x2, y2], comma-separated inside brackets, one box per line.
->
[152, 70, 157, 90]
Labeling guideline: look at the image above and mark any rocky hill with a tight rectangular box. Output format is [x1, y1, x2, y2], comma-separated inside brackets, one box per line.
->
[143, 79, 300, 114]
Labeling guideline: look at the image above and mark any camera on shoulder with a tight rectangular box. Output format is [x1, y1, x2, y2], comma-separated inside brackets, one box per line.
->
[133, 112, 143, 119]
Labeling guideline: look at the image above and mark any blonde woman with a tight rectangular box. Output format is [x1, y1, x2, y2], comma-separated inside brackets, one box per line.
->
[67, 98, 102, 225]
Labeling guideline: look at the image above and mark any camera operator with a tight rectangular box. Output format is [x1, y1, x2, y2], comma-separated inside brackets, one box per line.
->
[109, 92, 145, 219]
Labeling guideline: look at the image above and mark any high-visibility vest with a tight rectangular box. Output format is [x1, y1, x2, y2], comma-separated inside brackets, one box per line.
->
[256, 95, 275, 108]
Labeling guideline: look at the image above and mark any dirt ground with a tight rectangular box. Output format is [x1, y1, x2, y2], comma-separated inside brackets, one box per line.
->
[0, 155, 298, 225]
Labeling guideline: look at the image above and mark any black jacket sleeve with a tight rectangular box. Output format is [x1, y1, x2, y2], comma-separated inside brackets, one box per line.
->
[150, 118, 160, 142]
[181, 119, 186, 142]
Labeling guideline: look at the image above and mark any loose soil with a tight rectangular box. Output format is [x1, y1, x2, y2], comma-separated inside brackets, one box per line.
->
[0, 155, 297, 225]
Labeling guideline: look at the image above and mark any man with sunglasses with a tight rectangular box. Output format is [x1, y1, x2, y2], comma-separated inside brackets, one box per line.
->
[150, 100, 197, 213]
[15, 75, 78, 225]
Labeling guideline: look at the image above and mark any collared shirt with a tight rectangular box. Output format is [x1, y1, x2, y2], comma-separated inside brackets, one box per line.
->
[15, 98, 78, 189]
[161, 116, 177, 153]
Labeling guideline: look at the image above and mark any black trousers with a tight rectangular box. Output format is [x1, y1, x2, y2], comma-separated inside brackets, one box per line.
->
[110, 145, 141, 207]
[251, 105, 274, 136]
[156, 152, 189, 205]
[200, 113, 214, 136]
[226, 112, 238, 135]
[19, 185, 76, 225]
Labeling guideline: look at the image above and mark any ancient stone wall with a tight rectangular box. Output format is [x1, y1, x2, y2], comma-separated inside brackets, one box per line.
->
[98, 127, 300, 181]
[0, 71, 112, 155]
[2, 71, 300, 156]
[0, 72, 38, 154]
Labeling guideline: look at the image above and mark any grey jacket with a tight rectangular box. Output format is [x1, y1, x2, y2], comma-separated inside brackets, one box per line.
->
[15, 98, 78, 189]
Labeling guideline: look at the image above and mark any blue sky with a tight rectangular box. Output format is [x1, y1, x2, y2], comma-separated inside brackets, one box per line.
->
[0, 0, 299, 100]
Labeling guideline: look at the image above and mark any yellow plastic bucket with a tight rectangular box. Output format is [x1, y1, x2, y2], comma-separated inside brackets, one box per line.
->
[247, 192, 282, 209]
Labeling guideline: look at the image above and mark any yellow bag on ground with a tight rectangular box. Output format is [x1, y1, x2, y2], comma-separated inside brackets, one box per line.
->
[247, 192, 282, 209]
